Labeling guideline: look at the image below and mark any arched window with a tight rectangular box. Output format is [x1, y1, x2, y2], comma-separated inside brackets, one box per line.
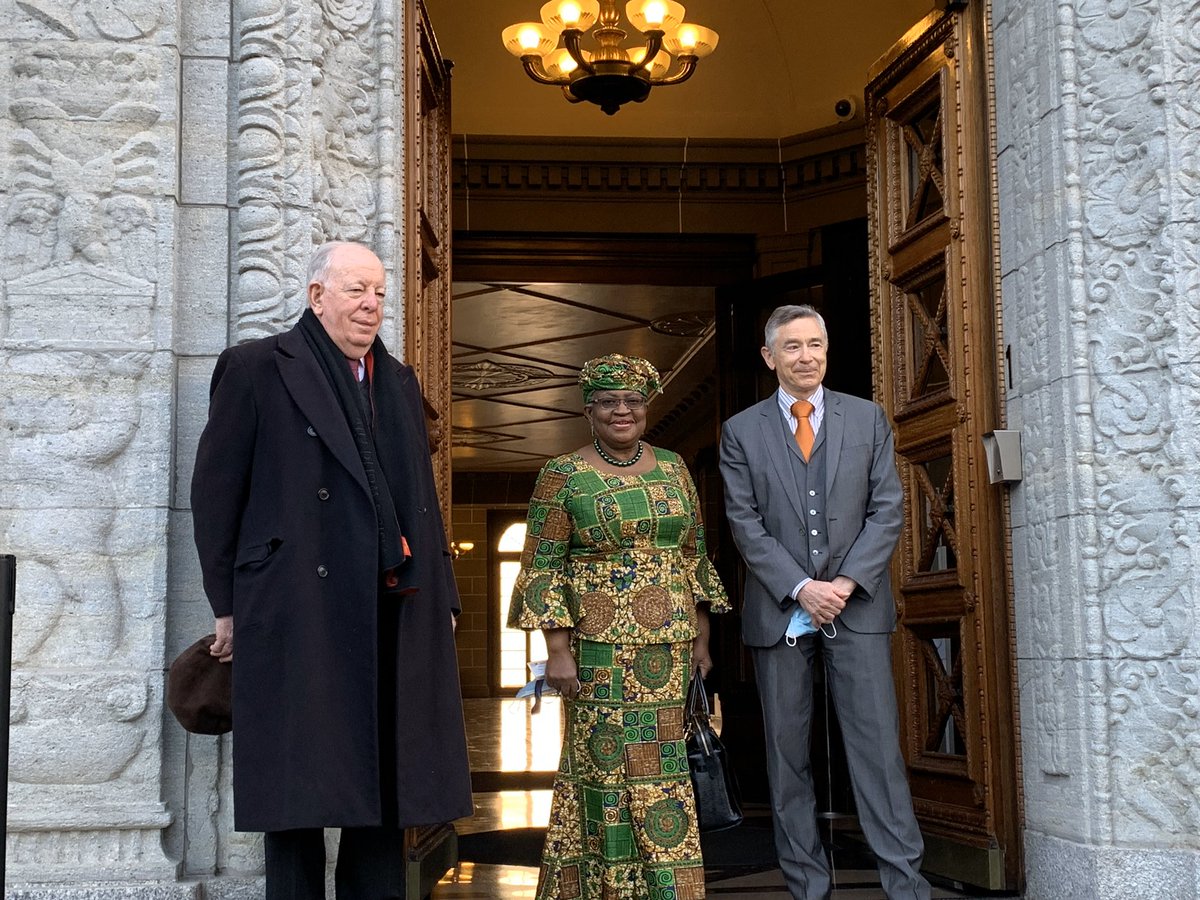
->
[495, 521, 548, 690]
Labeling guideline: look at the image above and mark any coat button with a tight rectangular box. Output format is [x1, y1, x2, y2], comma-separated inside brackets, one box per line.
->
[318, 488, 330, 500]
[317, 565, 328, 578]
[306, 425, 317, 437]
[418, 505, 428, 514]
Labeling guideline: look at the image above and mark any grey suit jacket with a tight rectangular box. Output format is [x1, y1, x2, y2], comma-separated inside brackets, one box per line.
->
[719, 389, 904, 646]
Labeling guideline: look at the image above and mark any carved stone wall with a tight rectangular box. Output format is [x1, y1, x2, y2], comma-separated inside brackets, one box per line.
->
[0, 0, 411, 893]
[0, 0, 180, 887]
[993, 0, 1200, 896]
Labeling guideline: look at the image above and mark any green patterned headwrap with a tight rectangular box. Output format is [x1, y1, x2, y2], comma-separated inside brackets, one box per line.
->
[579, 354, 662, 403]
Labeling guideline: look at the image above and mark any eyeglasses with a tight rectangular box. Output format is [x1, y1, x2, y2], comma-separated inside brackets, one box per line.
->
[591, 396, 646, 411]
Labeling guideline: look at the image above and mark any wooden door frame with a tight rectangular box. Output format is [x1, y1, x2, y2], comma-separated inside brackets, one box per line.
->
[404, 0, 454, 523]
[866, 1, 1023, 890]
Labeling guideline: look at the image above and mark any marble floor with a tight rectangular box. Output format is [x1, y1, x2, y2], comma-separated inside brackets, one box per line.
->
[432, 698, 1012, 900]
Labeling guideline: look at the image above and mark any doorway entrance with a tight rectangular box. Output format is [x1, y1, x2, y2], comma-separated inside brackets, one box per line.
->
[442, 6, 1020, 892]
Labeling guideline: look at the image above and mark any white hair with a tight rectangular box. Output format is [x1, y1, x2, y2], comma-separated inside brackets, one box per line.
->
[306, 241, 362, 287]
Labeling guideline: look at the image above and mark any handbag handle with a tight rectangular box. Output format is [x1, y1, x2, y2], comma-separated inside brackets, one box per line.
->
[685, 669, 715, 756]
[686, 668, 711, 719]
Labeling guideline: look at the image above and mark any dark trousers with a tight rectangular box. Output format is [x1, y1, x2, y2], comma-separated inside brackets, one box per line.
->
[264, 826, 407, 900]
[753, 628, 930, 900]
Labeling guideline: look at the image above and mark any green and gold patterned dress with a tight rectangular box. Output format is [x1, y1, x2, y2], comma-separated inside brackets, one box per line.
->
[508, 447, 731, 900]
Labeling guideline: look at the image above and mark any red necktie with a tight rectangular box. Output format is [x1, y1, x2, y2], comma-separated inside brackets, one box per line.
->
[791, 399, 814, 461]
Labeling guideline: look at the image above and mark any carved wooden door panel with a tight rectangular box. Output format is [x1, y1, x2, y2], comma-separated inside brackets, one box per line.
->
[866, 2, 1022, 891]
[404, 0, 453, 521]
[401, 1, 457, 891]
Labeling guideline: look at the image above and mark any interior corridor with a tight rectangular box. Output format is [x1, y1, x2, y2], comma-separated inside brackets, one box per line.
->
[433, 699, 1016, 899]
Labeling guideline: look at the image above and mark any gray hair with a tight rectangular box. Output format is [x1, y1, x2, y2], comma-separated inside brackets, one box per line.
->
[306, 241, 360, 287]
[764, 304, 828, 349]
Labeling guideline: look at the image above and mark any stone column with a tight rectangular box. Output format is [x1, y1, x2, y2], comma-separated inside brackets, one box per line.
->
[2, 0, 409, 893]
[993, 1, 1200, 897]
[0, 0, 181, 887]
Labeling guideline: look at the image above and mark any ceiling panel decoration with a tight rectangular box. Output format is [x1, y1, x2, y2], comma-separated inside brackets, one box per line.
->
[451, 281, 716, 470]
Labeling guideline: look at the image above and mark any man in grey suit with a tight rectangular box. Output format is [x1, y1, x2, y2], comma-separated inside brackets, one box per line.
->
[719, 304, 930, 900]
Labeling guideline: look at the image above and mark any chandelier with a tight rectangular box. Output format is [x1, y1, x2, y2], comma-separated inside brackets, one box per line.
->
[501, 1, 719, 116]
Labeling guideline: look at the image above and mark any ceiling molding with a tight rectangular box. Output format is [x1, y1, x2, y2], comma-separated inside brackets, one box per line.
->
[454, 130, 866, 204]
[452, 231, 755, 284]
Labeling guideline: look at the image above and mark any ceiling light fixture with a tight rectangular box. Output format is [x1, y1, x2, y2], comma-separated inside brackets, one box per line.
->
[502, 0, 718, 115]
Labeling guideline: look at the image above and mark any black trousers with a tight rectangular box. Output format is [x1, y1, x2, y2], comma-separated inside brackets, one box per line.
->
[266, 592, 407, 898]
[264, 826, 407, 900]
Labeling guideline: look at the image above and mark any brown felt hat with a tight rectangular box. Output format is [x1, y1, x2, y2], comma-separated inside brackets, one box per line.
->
[167, 634, 232, 735]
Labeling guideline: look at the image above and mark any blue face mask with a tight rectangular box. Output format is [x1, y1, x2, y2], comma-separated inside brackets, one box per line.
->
[785, 607, 836, 646]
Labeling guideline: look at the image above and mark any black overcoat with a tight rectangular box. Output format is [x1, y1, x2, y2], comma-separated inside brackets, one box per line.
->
[190, 324, 473, 832]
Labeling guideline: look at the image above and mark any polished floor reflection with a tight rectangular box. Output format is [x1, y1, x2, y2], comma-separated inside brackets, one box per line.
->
[433, 698, 1012, 899]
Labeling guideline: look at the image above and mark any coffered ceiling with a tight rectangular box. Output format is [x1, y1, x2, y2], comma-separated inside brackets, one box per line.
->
[451, 282, 718, 471]
[426, 0, 935, 473]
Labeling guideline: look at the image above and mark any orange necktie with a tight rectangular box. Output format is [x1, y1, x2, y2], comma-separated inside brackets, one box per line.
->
[791, 399, 814, 461]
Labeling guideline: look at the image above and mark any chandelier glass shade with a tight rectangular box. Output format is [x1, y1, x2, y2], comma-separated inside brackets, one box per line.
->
[501, 0, 719, 115]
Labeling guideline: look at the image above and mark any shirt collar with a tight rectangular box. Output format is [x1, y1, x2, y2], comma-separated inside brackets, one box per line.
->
[777, 384, 824, 412]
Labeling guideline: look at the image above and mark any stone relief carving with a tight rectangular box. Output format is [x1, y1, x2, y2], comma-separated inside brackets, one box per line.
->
[5, 46, 160, 281]
[233, 0, 309, 340]
[8, 673, 148, 785]
[999, 0, 1200, 843]
[0, 5, 176, 880]
[312, 0, 380, 243]
[13, 0, 162, 40]
[1075, 0, 1184, 670]
[1108, 659, 1200, 846]
[995, 0, 1200, 849]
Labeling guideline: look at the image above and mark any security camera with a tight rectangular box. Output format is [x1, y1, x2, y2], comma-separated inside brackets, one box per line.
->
[834, 97, 858, 121]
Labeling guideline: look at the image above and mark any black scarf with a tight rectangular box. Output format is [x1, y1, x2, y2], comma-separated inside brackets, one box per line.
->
[297, 309, 413, 588]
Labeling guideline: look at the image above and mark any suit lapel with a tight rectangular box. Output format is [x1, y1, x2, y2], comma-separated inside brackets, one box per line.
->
[276, 327, 371, 496]
[755, 397, 808, 523]
[823, 390, 845, 496]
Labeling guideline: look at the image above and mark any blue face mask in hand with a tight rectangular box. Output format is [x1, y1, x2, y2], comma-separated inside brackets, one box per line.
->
[785, 607, 836, 646]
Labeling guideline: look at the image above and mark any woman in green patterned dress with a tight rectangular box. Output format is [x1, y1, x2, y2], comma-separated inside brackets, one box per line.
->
[508, 353, 731, 900]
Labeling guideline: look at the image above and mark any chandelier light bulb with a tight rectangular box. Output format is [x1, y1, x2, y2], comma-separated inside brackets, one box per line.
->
[541, 0, 599, 32]
[502, 21, 557, 57]
[626, 0, 685, 35]
[519, 25, 544, 50]
[642, 0, 667, 25]
[664, 22, 717, 57]
[507, 0, 714, 113]
[543, 47, 582, 78]
[559, 0, 582, 25]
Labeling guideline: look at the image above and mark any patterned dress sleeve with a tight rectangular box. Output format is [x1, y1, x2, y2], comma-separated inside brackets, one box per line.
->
[507, 458, 578, 630]
[677, 459, 732, 614]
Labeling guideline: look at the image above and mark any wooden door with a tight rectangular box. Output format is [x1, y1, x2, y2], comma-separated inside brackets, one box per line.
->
[866, 2, 1022, 891]
[404, 0, 453, 520]
[401, 2, 457, 894]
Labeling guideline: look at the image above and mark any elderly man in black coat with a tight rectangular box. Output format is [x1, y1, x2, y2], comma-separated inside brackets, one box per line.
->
[191, 241, 473, 899]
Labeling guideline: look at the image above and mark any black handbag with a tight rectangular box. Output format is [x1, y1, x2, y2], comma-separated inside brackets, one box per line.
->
[685, 672, 743, 832]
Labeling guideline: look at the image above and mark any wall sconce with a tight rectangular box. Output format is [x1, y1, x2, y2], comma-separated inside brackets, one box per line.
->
[450, 540, 475, 560]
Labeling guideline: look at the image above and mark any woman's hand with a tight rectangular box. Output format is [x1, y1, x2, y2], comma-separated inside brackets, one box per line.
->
[543, 628, 581, 699]
[692, 606, 713, 679]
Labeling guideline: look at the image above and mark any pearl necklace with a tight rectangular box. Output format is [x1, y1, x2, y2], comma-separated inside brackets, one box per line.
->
[594, 438, 643, 468]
